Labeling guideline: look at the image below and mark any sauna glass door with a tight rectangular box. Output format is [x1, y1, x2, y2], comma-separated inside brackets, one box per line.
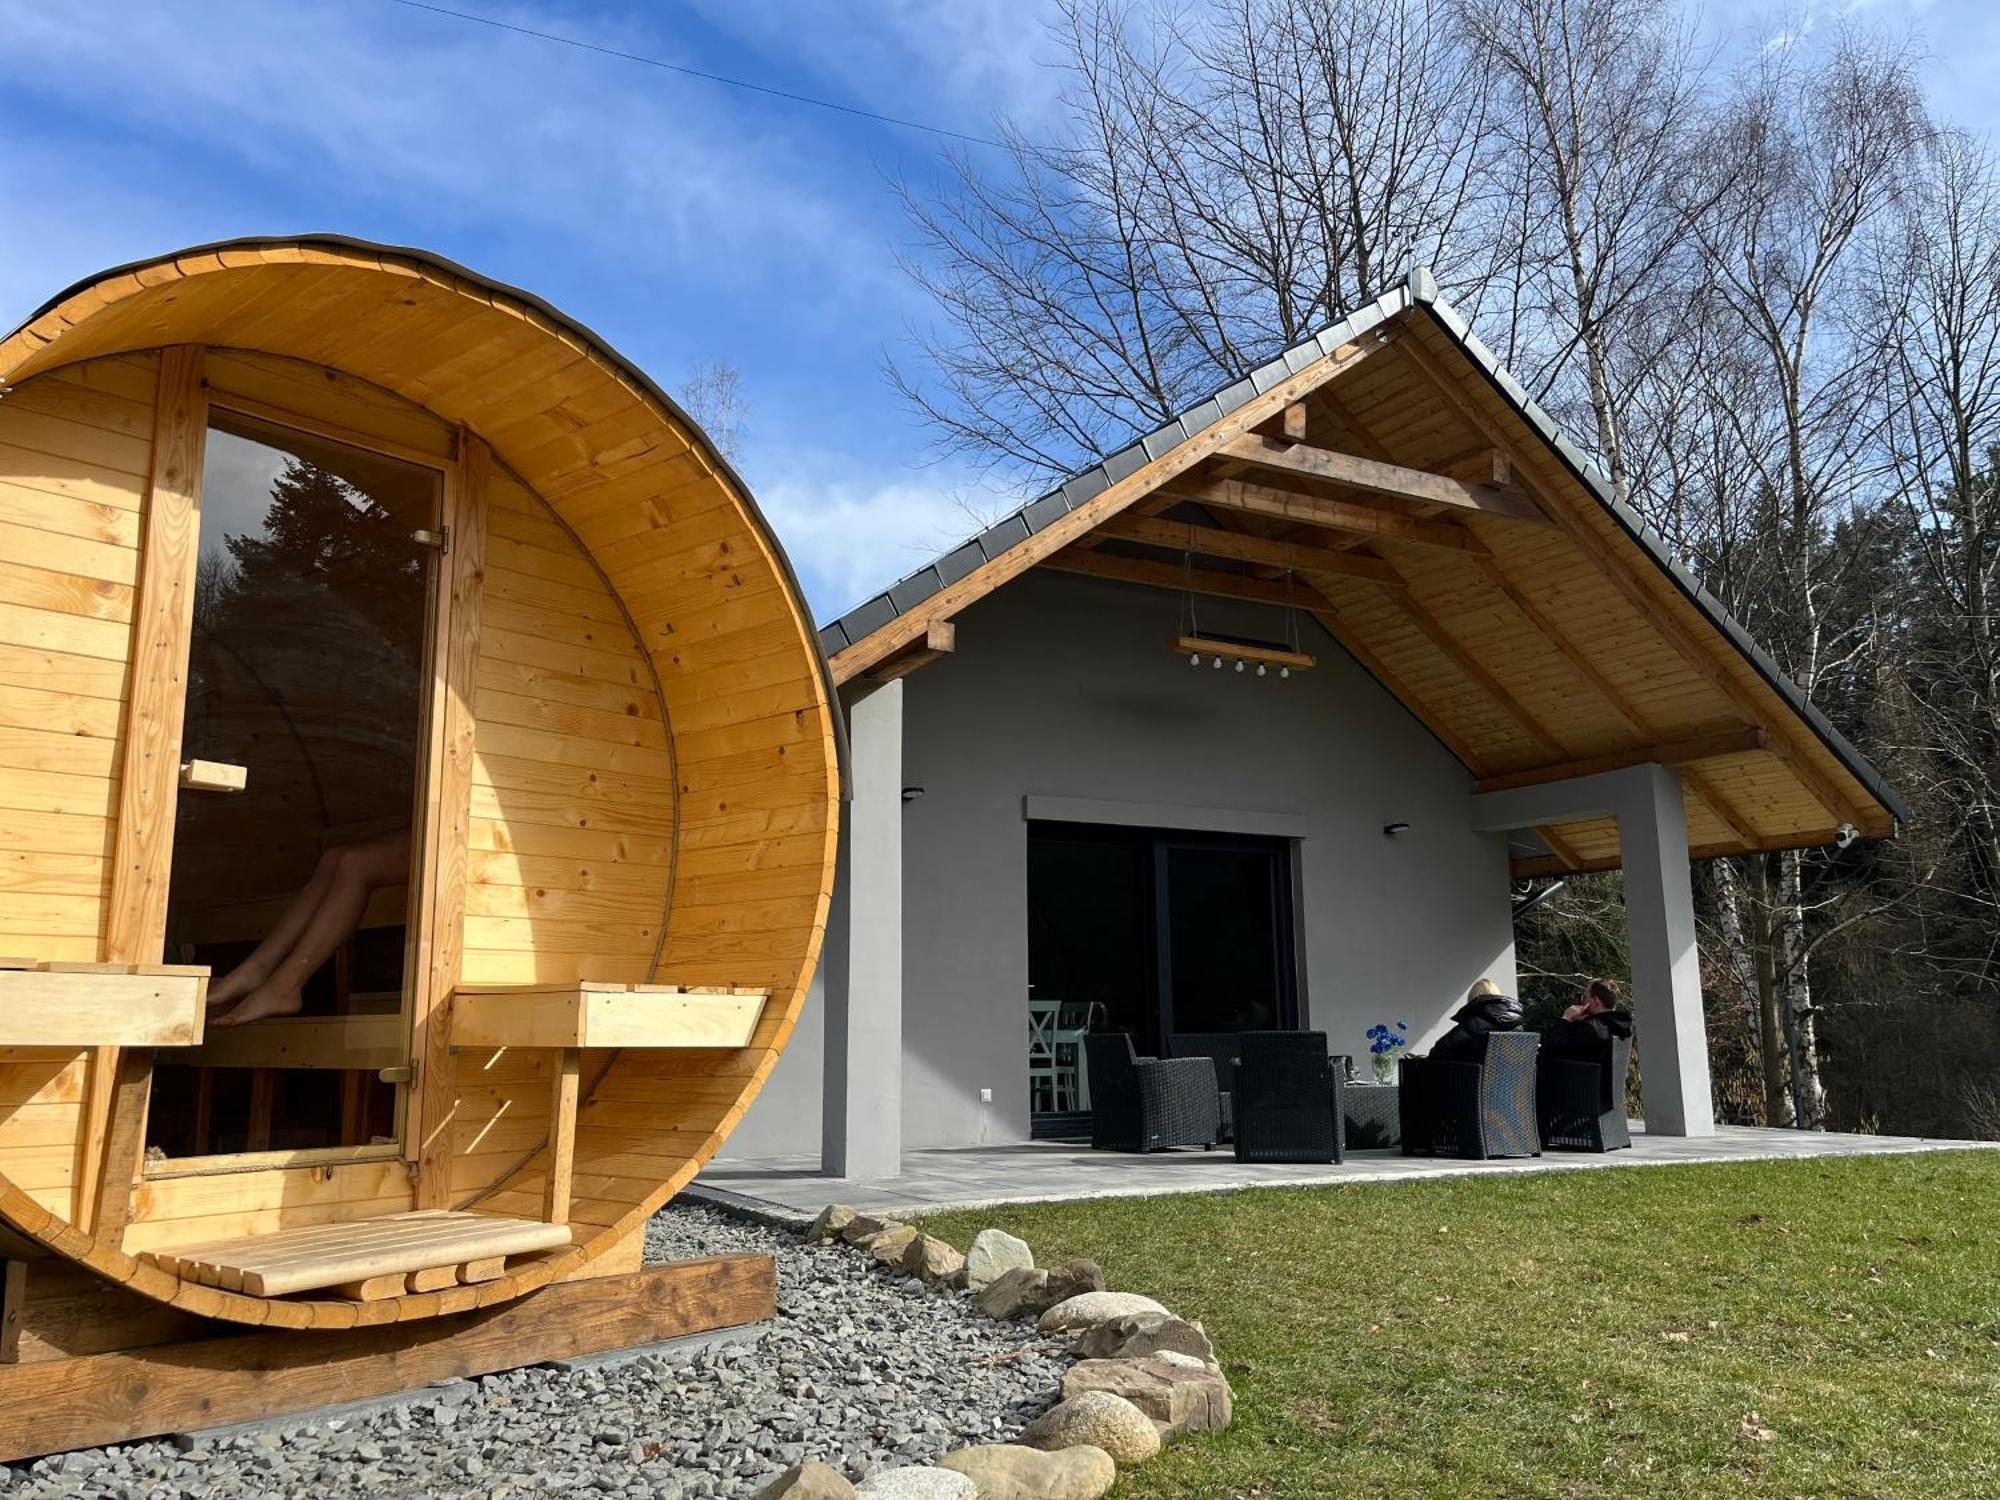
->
[146, 410, 442, 1160]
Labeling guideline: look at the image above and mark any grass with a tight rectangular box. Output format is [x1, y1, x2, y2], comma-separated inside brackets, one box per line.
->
[919, 1151, 2000, 1499]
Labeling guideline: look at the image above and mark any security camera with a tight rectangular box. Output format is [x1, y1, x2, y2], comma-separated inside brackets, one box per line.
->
[1835, 822, 1860, 851]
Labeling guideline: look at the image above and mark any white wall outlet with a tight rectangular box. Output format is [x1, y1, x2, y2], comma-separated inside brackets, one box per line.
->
[979, 1088, 993, 1104]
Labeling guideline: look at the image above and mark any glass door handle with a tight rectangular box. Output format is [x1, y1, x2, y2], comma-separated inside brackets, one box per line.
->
[179, 759, 248, 793]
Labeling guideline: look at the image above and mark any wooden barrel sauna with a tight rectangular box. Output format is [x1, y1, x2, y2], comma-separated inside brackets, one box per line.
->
[0, 237, 840, 1329]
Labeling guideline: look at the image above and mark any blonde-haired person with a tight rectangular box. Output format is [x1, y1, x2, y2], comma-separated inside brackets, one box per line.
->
[1428, 976, 1526, 1062]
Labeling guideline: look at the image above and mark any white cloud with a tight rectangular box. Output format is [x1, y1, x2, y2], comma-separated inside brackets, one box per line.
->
[0, 0, 908, 322]
[682, 0, 1071, 138]
[750, 456, 1019, 621]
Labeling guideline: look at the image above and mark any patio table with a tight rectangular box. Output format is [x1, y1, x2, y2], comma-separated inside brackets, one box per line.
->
[1341, 1081, 1401, 1149]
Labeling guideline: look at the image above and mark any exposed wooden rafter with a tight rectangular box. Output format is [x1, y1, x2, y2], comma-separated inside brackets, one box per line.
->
[1391, 329, 1876, 832]
[1220, 434, 1549, 523]
[1166, 476, 1487, 553]
[1473, 726, 1771, 795]
[866, 620, 956, 683]
[827, 331, 1397, 682]
[1094, 514, 1403, 583]
[1043, 548, 1349, 605]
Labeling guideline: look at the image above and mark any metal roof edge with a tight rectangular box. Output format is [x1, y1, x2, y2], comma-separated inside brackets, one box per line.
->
[819, 276, 1417, 653]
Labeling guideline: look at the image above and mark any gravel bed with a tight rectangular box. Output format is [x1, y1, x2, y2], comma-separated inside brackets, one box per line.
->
[2, 1203, 1071, 1499]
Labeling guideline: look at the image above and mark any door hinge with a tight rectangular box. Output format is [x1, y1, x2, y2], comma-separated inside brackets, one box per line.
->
[411, 526, 450, 554]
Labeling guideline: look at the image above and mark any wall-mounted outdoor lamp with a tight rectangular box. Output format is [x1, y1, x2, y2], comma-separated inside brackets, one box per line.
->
[1382, 822, 1411, 838]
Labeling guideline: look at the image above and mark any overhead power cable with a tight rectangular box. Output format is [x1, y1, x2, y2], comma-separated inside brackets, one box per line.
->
[386, 0, 1006, 148]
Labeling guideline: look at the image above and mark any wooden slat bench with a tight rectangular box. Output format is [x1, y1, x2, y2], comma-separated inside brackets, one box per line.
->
[139, 1210, 573, 1300]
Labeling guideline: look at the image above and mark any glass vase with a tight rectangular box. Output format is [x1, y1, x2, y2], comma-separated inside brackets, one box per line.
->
[1372, 1052, 1395, 1085]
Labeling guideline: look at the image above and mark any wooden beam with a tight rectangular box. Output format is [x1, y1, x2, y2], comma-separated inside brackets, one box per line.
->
[1169, 477, 1487, 553]
[1536, 824, 1589, 871]
[1220, 434, 1548, 523]
[1281, 401, 1309, 441]
[1095, 514, 1404, 583]
[867, 620, 955, 683]
[1, 1260, 23, 1365]
[1392, 328, 1877, 833]
[828, 329, 1397, 682]
[413, 432, 489, 1208]
[1175, 635, 1316, 672]
[544, 1047, 580, 1227]
[1043, 548, 1378, 605]
[1473, 726, 1771, 794]
[84, 346, 207, 1242]
[0, 1257, 776, 1461]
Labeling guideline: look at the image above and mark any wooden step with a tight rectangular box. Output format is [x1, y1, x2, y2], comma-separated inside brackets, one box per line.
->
[139, 1211, 573, 1298]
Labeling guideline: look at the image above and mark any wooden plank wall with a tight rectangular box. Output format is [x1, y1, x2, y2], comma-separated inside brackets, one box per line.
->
[0, 350, 157, 1219]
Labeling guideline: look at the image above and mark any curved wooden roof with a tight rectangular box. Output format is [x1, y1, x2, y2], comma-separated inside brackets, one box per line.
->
[823, 272, 1902, 874]
[0, 238, 842, 1327]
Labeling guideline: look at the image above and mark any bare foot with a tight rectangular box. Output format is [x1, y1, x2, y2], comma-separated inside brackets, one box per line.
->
[212, 983, 305, 1027]
[205, 963, 267, 1011]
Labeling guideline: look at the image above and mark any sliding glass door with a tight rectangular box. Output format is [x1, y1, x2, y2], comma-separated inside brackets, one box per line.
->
[1027, 821, 1297, 1123]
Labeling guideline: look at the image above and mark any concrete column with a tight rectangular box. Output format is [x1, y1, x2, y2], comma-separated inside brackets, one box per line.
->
[1469, 761, 1715, 1137]
[820, 679, 904, 1178]
[1615, 765, 1715, 1136]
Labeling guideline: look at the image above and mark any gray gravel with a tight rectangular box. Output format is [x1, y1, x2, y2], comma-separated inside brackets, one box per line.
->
[3, 1203, 1071, 1498]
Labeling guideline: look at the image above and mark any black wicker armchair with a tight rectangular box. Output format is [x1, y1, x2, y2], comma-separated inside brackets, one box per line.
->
[1084, 1033, 1224, 1152]
[1399, 1031, 1541, 1160]
[1538, 1034, 1633, 1152]
[1232, 1031, 1345, 1164]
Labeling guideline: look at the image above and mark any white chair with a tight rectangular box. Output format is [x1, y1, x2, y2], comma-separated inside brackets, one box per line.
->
[1053, 999, 1102, 1111]
[1028, 998, 1075, 1112]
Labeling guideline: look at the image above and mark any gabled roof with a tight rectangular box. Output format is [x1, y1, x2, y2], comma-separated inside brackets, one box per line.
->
[821, 270, 1905, 874]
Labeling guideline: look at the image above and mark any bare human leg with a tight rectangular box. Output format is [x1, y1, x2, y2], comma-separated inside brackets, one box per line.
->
[205, 845, 343, 1011]
[212, 828, 413, 1027]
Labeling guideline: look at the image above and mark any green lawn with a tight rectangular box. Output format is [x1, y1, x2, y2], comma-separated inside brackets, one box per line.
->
[920, 1152, 2000, 1499]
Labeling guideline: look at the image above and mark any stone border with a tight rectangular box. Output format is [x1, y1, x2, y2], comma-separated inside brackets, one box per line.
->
[753, 1208, 1234, 1499]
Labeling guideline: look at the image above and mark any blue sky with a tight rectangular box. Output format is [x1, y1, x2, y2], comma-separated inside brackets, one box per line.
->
[3, 0, 1997, 622]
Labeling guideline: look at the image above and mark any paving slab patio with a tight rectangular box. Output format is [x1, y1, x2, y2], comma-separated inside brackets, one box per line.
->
[693, 1124, 1996, 1223]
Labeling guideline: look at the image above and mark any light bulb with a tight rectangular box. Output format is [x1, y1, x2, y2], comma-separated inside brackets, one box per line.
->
[1234, 659, 1245, 673]
[1212, 657, 1223, 670]
[1189, 652, 1200, 666]
[1279, 666, 1290, 679]
[1257, 663, 1267, 677]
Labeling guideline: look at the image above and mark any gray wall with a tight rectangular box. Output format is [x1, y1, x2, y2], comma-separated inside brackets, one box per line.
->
[721, 568, 1518, 1160]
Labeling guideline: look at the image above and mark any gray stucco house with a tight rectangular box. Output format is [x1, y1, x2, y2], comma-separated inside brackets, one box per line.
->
[721, 270, 1905, 1179]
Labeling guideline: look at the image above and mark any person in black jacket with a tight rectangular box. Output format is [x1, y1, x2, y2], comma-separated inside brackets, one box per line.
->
[1542, 978, 1634, 1061]
[1429, 978, 1526, 1061]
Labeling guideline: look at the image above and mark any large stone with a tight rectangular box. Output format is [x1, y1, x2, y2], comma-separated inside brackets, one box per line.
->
[1019, 1391, 1162, 1467]
[864, 1223, 922, 1265]
[853, 1467, 977, 1499]
[901, 1233, 966, 1286]
[806, 1206, 859, 1245]
[937, 1443, 1115, 1500]
[961, 1229, 1034, 1291]
[839, 1214, 894, 1246]
[1037, 1291, 1168, 1334]
[1041, 1258, 1105, 1305]
[755, 1461, 860, 1498]
[1062, 1356, 1234, 1435]
[974, 1267, 1050, 1320]
[1073, 1311, 1215, 1366]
